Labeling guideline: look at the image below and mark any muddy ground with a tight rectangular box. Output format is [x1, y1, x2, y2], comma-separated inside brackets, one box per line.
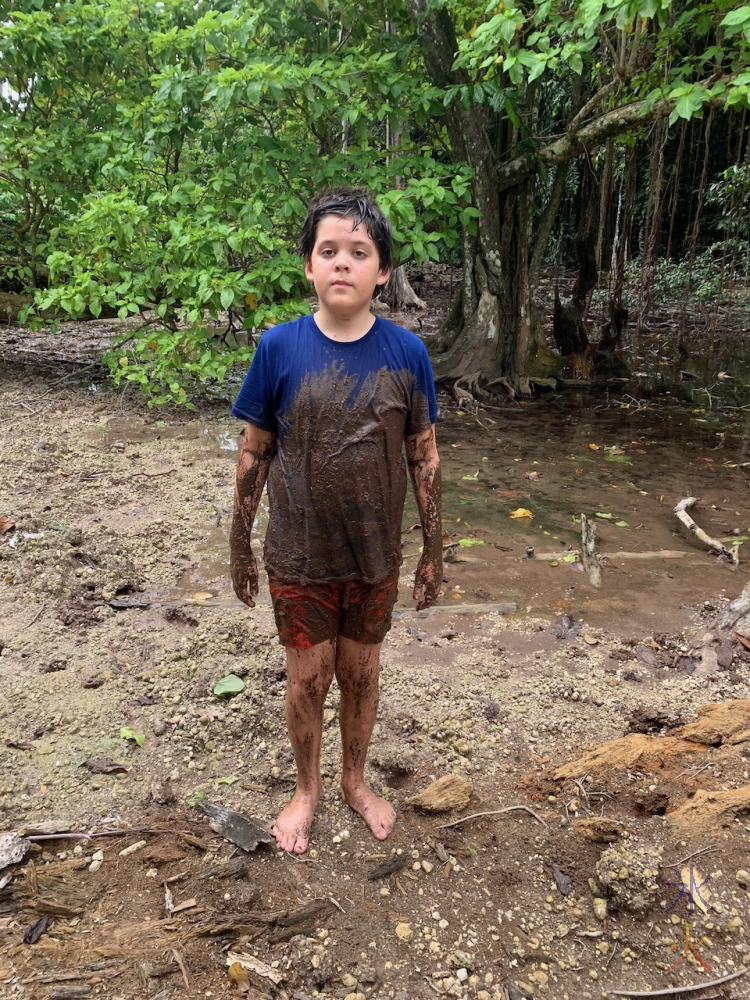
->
[3, 312, 750, 1000]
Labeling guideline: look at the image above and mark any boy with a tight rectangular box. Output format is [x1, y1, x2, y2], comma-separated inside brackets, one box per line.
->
[230, 187, 442, 855]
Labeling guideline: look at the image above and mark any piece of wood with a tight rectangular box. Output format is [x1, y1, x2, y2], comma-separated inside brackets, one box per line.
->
[717, 581, 750, 629]
[580, 513, 601, 586]
[674, 497, 739, 565]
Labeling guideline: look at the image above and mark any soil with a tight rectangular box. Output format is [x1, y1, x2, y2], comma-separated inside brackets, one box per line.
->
[3, 307, 750, 1000]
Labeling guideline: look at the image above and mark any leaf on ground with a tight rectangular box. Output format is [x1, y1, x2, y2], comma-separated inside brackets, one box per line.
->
[228, 962, 250, 992]
[214, 674, 245, 697]
[120, 727, 145, 747]
[217, 776, 239, 785]
[83, 757, 128, 774]
[680, 865, 713, 914]
[549, 560, 559, 567]
[23, 914, 49, 944]
[595, 512, 613, 519]
[562, 553, 577, 563]
[497, 489, 531, 498]
[458, 538, 485, 546]
[588, 443, 600, 451]
[606, 453, 631, 463]
[509, 508, 533, 519]
[0, 515, 15, 534]
[615, 521, 629, 527]
[192, 591, 214, 601]
[583, 634, 599, 646]
[461, 469, 480, 480]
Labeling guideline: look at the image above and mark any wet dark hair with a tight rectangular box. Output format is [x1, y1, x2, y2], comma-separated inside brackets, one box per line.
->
[299, 186, 393, 273]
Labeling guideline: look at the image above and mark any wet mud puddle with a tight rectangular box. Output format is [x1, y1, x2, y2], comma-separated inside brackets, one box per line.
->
[87, 400, 750, 636]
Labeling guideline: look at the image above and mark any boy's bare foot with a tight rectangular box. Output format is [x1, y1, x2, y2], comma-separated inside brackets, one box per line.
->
[273, 788, 320, 854]
[341, 780, 397, 840]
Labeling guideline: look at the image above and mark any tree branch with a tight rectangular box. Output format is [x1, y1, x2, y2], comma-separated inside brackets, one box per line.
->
[496, 76, 735, 193]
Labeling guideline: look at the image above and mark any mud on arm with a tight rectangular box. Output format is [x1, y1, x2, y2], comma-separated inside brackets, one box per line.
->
[405, 424, 443, 611]
[230, 423, 277, 607]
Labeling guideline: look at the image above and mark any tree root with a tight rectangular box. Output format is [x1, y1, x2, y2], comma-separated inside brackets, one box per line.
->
[674, 497, 739, 565]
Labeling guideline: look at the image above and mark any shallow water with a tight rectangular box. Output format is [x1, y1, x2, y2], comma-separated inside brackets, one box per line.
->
[93, 394, 750, 637]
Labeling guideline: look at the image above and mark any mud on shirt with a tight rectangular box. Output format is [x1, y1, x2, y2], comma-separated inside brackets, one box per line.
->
[231, 313, 438, 585]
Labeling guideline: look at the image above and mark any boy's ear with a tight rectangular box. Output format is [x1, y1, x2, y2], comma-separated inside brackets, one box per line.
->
[304, 256, 314, 281]
[375, 266, 391, 287]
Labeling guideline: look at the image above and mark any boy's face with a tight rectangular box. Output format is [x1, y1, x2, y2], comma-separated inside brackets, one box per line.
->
[305, 215, 390, 318]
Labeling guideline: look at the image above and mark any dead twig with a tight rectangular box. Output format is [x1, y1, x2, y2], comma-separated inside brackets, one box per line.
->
[660, 845, 719, 870]
[21, 601, 45, 630]
[171, 949, 190, 992]
[328, 896, 345, 914]
[438, 805, 548, 831]
[674, 497, 739, 565]
[608, 966, 747, 996]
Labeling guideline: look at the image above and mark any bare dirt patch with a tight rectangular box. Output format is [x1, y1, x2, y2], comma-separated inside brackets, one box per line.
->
[3, 361, 750, 999]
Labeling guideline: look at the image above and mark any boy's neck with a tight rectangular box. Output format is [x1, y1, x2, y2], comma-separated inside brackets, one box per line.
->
[313, 303, 375, 342]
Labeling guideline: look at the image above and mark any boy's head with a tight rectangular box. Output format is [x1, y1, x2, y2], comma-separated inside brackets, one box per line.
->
[299, 187, 393, 274]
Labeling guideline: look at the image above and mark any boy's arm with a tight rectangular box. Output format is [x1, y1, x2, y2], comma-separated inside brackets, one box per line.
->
[230, 423, 277, 608]
[405, 424, 442, 611]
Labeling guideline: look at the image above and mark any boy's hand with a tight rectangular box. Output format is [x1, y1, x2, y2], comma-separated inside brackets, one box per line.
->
[232, 550, 259, 608]
[413, 550, 442, 611]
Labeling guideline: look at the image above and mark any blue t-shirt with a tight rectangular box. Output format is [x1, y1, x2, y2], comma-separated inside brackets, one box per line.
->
[232, 313, 438, 584]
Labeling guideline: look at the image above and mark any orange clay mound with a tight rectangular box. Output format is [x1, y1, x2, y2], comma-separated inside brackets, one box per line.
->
[555, 700, 750, 781]
[554, 734, 702, 780]
[675, 699, 750, 746]
[668, 786, 750, 832]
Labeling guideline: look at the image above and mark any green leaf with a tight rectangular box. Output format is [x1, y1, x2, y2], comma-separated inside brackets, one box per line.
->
[220, 288, 234, 310]
[217, 775, 239, 785]
[606, 453, 632, 464]
[213, 673, 245, 697]
[722, 7, 750, 27]
[595, 512, 613, 519]
[461, 469, 480, 480]
[562, 553, 577, 563]
[615, 521, 628, 527]
[120, 726, 145, 747]
[187, 790, 206, 807]
[458, 538, 485, 547]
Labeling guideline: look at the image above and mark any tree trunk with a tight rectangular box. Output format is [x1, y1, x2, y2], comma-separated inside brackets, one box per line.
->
[380, 265, 426, 309]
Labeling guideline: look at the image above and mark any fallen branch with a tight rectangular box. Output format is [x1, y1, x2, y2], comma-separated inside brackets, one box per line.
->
[581, 513, 602, 586]
[674, 497, 739, 565]
[608, 966, 747, 996]
[437, 805, 548, 830]
[21, 601, 45, 630]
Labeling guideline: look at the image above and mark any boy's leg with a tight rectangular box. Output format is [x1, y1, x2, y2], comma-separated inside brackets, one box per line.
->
[273, 640, 335, 854]
[335, 635, 396, 840]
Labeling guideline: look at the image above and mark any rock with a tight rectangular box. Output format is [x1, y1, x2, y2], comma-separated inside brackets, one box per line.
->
[0, 832, 30, 871]
[447, 950, 475, 971]
[341, 973, 358, 987]
[406, 774, 473, 813]
[395, 922, 413, 941]
[456, 968, 468, 982]
[151, 781, 175, 805]
[593, 898, 607, 921]
[736, 869, 750, 888]
[595, 842, 661, 913]
[288, 935, 334, 985]
[573, 818, 624, 843]
[421, 860, 434, 874]
[152, 718, 167, 736]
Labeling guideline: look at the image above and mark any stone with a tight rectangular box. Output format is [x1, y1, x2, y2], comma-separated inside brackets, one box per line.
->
[593, 898, 607, 921]
[341, 973, 357, 987]
[395, 923, 413, 942]
[736, 869, 750, 888]
[421, 860, 434, 874]
[456, 969, 468, 982]
[595, 842, 661, 913]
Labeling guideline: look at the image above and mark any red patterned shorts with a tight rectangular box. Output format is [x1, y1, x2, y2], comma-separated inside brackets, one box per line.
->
[268, 573, 399, 649]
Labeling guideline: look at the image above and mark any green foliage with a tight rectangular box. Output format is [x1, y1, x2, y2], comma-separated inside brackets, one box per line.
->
[2, 0, 471, 402]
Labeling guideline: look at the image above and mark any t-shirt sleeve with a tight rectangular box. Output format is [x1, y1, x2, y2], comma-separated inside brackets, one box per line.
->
[406, 339, 438, 434]
[231, 336, 277, 432]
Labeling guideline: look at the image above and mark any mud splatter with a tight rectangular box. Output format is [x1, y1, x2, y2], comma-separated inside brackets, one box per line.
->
[264, 365, 431, 584]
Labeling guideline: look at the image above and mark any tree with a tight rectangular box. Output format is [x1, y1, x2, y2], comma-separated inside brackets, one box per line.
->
[406, 0, 750, 395]
[6, 0, 472, 403]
